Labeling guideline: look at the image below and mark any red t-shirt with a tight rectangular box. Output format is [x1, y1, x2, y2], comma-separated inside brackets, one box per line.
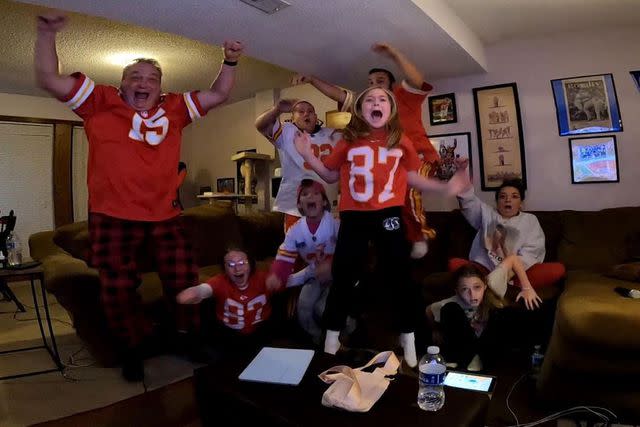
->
[206, 270, 272, 335]
[59, 73, 207, 221]
[394, 81, 440, 163]
[323, 130, 420, 211]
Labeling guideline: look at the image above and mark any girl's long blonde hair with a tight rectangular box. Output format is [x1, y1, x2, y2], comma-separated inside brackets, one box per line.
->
[342, 87, 402, 148]
[452, 264, 504, 323]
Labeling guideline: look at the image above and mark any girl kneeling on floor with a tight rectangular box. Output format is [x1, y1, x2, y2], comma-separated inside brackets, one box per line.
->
[426, 264, 506, 372]
[177, 248, 282, 354]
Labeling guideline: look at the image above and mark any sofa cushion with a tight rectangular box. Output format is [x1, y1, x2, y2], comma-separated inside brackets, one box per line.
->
[236, 212, 285, 261]
[606, 262, 640, 282]
[556, 270, 640, 351]
[558, 207, 640, 272]
[53, 221, 90, 261]
[182, 204, 243, 267]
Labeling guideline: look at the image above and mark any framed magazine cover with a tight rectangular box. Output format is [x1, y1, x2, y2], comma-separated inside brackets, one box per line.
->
[569, 135, 619, 184]
[472, 83, 527, 190]
[551, 73, 623, 136]
[429, 132, 471, 180]
[428, 93, 457, 125]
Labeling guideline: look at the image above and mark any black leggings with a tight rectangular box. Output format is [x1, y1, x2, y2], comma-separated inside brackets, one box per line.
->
[323, 207, 419, 333]
[440, 302, 503, 367]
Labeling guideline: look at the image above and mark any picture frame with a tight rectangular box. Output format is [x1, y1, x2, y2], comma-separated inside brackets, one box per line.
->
[631, 71, 640, 92]
[472, 83, 527, 190]
[550, 73, 623, 136]
[216, 177, 235, 194]
[428, 93, 457, 125]
[429, 132, 472, 181]
[569, 135, 619, 184]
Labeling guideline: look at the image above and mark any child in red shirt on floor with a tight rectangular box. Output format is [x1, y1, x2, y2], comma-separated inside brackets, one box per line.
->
[177, 248, 280, 352]
[295, 86, 467, 367]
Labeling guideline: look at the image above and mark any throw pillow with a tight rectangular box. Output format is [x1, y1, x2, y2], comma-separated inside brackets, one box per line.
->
[606, 262, 640, 282]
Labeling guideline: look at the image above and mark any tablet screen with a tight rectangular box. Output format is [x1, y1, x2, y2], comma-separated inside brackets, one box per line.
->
[443, 371, 495, 392]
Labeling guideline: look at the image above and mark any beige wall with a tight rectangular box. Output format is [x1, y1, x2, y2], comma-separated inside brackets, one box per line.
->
[423, 26, 640, 211]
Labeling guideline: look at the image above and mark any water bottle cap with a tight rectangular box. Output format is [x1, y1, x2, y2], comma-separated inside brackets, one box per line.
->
[427, 345, 440, 355]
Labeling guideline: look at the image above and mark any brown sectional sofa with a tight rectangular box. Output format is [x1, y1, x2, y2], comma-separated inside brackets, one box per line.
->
[29, 204, 640, 416]
[29, 204, 285, 366]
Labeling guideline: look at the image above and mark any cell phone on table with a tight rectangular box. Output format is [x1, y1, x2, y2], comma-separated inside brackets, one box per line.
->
[443, 371, 497, 393]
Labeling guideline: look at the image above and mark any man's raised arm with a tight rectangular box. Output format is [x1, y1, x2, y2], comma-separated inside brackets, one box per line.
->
[34, 13, 75, 98]
[372, 42, 424, 89]
[254, 98, 297, 140]
[196, 40, 244, 112]
[291, 74, 347, 105]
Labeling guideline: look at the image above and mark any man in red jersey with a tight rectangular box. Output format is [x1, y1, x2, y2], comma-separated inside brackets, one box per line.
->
[35, 12, 244, 381]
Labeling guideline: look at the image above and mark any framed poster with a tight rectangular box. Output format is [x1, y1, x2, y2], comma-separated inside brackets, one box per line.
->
[569, 135, 619, 184]
[550, 73, 623, 136]
[429, 132, 471, 181]
[428, 93, 457, 125]
[472, 83, 526, 190]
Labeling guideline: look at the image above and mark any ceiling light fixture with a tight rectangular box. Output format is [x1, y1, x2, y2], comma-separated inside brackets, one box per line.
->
[106, 52, 156, 67]
[239, 0, 290, 15]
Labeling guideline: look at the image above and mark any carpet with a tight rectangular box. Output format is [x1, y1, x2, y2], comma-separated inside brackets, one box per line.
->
[0, 280, 200, 427]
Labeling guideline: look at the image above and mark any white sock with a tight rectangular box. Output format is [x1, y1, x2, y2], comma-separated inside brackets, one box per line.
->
[410, 240, 428, 259]
[399, 332, 417, 368]
[324, 330, 340, 355]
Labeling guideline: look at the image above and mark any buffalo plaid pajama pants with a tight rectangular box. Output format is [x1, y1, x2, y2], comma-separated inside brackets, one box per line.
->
[89, 213, 200, 349]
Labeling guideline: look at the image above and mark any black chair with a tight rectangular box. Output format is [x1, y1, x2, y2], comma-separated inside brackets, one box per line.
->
[0, 210, 26, 312]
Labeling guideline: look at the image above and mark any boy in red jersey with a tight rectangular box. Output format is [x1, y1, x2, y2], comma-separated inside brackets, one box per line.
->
[35, 12, 244, 381]
[295, 87, 468, 367]
[293, 42, 439, 259]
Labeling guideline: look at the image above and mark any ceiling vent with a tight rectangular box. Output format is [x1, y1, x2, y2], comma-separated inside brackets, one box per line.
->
[239, 0, 290, 14]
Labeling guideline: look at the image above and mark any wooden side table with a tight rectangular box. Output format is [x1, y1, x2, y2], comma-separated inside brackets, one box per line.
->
[0, 264, 63, 380]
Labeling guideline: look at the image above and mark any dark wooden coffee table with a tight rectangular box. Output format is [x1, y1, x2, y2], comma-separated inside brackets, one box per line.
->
[195, 349, 490, 427]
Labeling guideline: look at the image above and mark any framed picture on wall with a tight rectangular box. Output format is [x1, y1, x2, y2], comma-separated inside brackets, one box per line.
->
[429, 132, 471, 181]
[550, 73, 623, 136]
[428, 93, 457, 125]
[631, 71, 640, 92]
[472, 83, 527, 190]
[569, 135, 619, 184]
[216, 177, 235, 194]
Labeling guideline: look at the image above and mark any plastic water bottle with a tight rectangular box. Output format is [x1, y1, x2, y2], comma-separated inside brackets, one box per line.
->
[417, 345, 447, 411]
[6, 231, 23, 266]
[531, 345, 544, 379]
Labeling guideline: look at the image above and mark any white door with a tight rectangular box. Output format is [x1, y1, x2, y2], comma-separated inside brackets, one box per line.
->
[72, 126, 88, 222]
[0, 121, 54, 259]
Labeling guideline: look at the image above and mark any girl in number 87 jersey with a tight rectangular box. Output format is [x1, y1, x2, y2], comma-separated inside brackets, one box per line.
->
[294, 87, 469, 367]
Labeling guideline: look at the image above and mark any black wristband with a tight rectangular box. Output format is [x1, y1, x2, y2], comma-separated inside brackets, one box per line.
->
[223, 60, 238, 67]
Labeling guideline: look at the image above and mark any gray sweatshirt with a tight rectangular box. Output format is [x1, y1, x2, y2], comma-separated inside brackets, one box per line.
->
[457, 188, 545, 271]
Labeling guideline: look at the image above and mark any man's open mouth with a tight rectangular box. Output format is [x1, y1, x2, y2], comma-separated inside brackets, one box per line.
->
[134, 91, 149, 102]
[305, 202, 317, 210]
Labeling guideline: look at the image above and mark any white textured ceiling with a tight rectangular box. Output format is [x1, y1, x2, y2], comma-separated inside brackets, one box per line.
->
[3, 0, 639, 101]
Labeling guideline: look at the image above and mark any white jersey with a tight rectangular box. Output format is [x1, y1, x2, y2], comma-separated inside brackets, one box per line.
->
[276, 211, 339, 264]
[270, 121, 340, 216]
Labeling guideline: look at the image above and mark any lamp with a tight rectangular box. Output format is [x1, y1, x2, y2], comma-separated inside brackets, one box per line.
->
[325, 110, 351, 130]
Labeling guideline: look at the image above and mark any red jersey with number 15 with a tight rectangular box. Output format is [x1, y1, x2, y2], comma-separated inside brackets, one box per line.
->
[323, 130, 420, 211]
[58, 72, 207, 222]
